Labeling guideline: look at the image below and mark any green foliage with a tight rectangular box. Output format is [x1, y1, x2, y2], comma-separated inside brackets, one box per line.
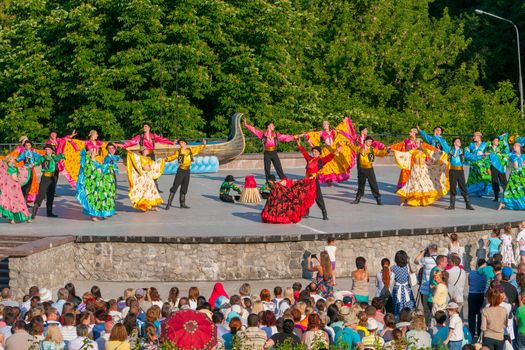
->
[0, 0, 522, 142]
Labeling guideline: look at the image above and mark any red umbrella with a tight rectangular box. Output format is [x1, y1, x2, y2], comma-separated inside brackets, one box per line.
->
[162, 309, 217, 350]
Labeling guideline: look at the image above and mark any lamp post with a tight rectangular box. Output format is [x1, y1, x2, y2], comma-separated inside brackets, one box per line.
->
[475, 9, 524, 117]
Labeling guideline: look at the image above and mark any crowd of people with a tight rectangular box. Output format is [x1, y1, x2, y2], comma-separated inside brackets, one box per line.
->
[1, 116, 525, 225]
[0, 222, 522, 349]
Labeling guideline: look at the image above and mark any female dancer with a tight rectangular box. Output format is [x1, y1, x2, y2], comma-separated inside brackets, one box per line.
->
[45, 129, 79, 188]
[394, 138, 449, 206]
[485, 134, 510, 202]
[465, 132, 491, 197]
[14, 139, 44, 202]
[303, 118, 355, 184]
[499, 142, 525, 210]
[390, 128, 419, 190]
[0, 156, 30, 224]
[75, 148, 117, 221]
[126, 148, 165, 211]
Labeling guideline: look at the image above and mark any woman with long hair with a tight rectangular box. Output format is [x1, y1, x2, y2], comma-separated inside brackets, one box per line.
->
[307, 251, 334, 299]
[376, 258, 395, 314]
[481, 286, 508, 350]
[40, 324, 65, 350]
[0, 155, 31, 223]
[222, 317, 242, 350]
[167, 287, 180, 308]
[106, 323, 131, 350]
[499, 142, 525, 210]
[391, 250, 416, 316]
[301, 313, 329, 350]
[188, 287, 200, 310]
[351, 256, 370, 303]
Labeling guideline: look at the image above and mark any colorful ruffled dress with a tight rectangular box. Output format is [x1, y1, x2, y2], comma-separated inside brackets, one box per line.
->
[465, 142, 492, 197]
[390, 138, 419, 189]
[501, 152, 525, 210]
[75, 150, 116, 218]
[394, 148, 449, 206]
[61, 139, 108, 189]
[9, 145, 45, 203]
[261, 178, 317, 224]
[304, 117, 356, 183]
[0, 161, 30, 222]
[486, 133, 510, 175]
[126, 152, 165, 211]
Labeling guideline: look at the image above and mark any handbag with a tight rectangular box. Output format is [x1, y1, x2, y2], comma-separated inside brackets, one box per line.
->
[409, 271, 418, 287]
[474, 332, 483, 350]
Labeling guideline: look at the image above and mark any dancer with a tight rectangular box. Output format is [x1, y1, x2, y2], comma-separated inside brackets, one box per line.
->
[304, 118, 356, 184]
[259, 175, 276, 200]
[0, 156, 30, 224]
[15, 140, 43, 201]
[31, 145, 65, 219]
[9, 136, 44, 203]
[45, 129, 79, 188]
[120, 122, 174, 192]
[297, 138, 343, 220]
[75, 148, 116, 221]
[261, 177, 317, 224]
[219, 175, 241, 203]
[164, 139, 206, 210]
[417, 126, 447, 150]
[126, 148, 165, 211]
[104, 143, 121, 195]
[346, 136, 390, 205]
[440, 138, 475, 210]
[485, 135, 510, 202]
[499, 142, 525, 210]
[243, 117, 295, 180]
[465, 132, 492, 197]
[344, 121, 386, 149]
[390, 128, 420, 190]
[394, 138, 449, 206]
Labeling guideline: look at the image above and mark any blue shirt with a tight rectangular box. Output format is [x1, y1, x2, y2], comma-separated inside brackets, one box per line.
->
[441, 143, 465, 167]
[419, 130, 449, 150]
[468, 270, 486, 294]
[488, 237, 502, 255]
[335, 327, 361, 349]
[510, 153, 525, 170]
[104, 154, 121, 175]
[432, 325, 472, 346]
[92, 322, 105, 340]
[16, 150, 41, 166]
[465, 142, 487, 163]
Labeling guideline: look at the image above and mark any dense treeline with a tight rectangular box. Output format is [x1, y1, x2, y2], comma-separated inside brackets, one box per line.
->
[0, 0, 523, 142]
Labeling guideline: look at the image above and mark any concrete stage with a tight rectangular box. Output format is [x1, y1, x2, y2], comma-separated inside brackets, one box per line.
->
[1, 164, 523, 239]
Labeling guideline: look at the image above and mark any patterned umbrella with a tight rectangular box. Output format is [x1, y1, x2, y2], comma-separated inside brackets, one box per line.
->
[161, 309, 217, 350]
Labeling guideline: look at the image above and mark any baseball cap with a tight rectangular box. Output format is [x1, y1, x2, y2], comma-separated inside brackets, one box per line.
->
[446, 302, 459, 309]
[502, 266, 513, 279]
[135, 288, 145, 297]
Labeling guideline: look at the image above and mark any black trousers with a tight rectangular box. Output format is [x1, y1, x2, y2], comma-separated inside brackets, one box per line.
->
[34, 175, 57, 214]
[356, 167, 380, 199]
[170, 168, 190, 200]
[21, 170, 32, 200]
[315, 179, 326, 213]
[449, 169, 468, 197]
[263, 150, 285, 181]
[261, 192, 270, 200]
[220, 194, 240, 203]
[490, 165, 508, 197]
[468, 293, 484, 338]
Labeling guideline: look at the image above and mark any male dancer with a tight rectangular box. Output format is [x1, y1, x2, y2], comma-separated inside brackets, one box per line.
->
[485, 135, 509, 202]
[120, 122, 174, 192]
[297, 138, 343, 220]
[417, 125, 447, 150]
[164, 139, 206, 209]
[244, 117, 295, 180]
[440, 138, 475, 210]
[31, 145, 65, 219]
[348, 136, 390, 205]
[15, 140, 40, 201]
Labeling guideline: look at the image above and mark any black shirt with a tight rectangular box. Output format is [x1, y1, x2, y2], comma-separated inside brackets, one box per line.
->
[501, 280, 518, 307]
[271, 332, 300, 347]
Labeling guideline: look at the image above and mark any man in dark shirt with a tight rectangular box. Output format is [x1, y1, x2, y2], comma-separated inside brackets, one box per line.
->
[501, 266, 519, 307]
[267, 319, 300, 348]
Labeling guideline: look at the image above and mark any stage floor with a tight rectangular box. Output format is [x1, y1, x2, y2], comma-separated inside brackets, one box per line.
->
[2, 165, 523, 238]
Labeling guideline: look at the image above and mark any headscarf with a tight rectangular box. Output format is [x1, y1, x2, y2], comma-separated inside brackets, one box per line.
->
[209, 283, 229, 309]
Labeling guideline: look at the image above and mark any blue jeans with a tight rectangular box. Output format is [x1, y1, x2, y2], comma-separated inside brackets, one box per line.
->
[516, 334, 525, 350]
[448, 340, 463, 350]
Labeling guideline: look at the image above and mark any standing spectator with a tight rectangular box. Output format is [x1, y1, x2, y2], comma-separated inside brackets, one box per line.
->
[414, 244, 438, 324]
[431, 270, 449, 316]
[64, 283, 82, 307]
[30, 315, 45, 342]
[105, 323, 130, 350]
[351, 257, 370, 303]
[406, 314, 431, 349]
[518, 221, 525, 264]
[362, 319, 385, 348]
[67, 324, 98, 350]
[447, 254, 466, 313]
[392, 250, 416, 316]
[272, 287, 283, 311]
[5, 320, 35, 350]
[515, 293, 525, 349]
[443, 302, 464, 350]
[376, 258, 395, 314]
[260, 289, 276, 312]
[500, 266, 519, 308]
[59, 313, 77, 343]
[306, 252, 334, 299]
[447, 234, 465, 265]
[301, 314, 329, 350]
[188, 287, 199, 310]
[500, 224, 515, 266]
[40, 324, 65, 350]
[167, 287, 180, 309]
[238, 314, 267, 350]
[481, 286, 508, 349]
[265, 319, 301, 348]
[487, 228, 502, 258]
[53, 288, 69, 315]
[324, 238, 337, 284]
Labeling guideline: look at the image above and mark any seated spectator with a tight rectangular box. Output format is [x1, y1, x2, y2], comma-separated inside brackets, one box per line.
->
[301, 313, 329, 350]
[405, 314, 431, 349]
[260, 310, 277, 338]
[362, 318, 384, 348]
[384, 328, 407, 350]
[139, 322, 159, 350]
[40, 324, 65, 350]
[45, 308, 61, 329]
[380, 313, 396, 342]
[68, 324, 97, 350]
[95, 321, 113, 350]
[59, 313, 77, 343]
[0, 288, 19, 308]
[5, 320, 34, 350]
[265, 318, 300, 348]
[106, 323, 130, 350]
[238, 314, 267, 350]
[222, 317, 242, 350]
[334, 306, 363, 350]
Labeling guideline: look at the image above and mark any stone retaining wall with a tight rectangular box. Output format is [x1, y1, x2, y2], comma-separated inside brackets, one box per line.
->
[8, 229, 495, 298]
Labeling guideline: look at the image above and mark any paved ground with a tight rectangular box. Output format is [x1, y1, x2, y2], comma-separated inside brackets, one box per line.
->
[1, 165, 523, 237]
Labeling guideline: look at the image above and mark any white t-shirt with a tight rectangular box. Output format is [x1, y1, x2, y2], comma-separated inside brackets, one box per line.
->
[518, 229, 525, 250]
[448, 314, 464, 341]
[447, 266, 466, 303]
[324, 245, 337, 262]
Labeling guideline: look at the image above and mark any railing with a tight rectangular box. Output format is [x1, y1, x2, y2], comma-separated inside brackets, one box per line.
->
[1, 134, 481, 155]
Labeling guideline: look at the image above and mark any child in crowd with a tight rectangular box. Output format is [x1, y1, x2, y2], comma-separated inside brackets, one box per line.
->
[447, 233, 465, 265]
[219, 175, 241, 203]
[487, 228, 502, 258]
[443, 302, 465, 350]
[324, 238, 337, 284]
[500, 223, 515, 266]
[259, 175, 276, 200]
